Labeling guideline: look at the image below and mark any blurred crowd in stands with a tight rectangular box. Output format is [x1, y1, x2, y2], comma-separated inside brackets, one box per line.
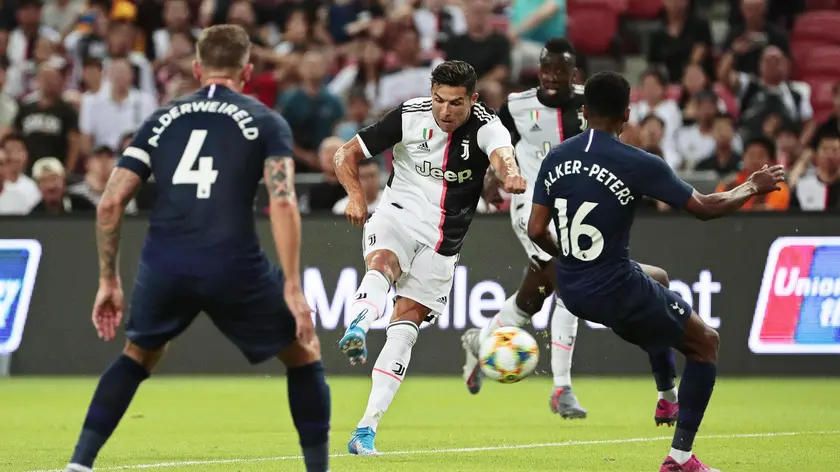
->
[0, 0, 838, 217]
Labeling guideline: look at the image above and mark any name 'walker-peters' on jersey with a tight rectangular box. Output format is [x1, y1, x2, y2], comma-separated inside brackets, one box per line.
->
[116, 84, 294, 275]
[533, 129, 694, 300]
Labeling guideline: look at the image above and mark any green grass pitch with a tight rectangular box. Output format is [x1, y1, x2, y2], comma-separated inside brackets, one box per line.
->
[2, 376, 838, 471]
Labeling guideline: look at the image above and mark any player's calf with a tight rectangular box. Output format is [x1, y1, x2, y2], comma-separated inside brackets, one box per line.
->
[280, 338, 331, 472]
[66, 341, 162, 470]
[667, 313, 720, 469]
[340, 250, 400, 365]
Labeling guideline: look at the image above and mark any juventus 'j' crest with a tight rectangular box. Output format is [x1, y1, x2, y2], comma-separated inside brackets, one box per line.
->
[461, 139, 470, 160]
[578, 108, 588, 131]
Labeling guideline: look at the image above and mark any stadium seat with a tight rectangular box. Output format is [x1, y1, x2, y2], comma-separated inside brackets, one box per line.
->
[804, 76, 837, 117]
[791, 11, 840, 44]
[567, 8, 619, 56]
[806, 0, 840, 11]
[568, 0, 628, 13]
[795, 47, 840, 79]
[626, 0, 663, 18]
[791, 39, 831, 72]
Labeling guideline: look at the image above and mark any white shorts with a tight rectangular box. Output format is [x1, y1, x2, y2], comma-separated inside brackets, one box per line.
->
[509, 191, 557, 266]
[362, 211, 458, 319]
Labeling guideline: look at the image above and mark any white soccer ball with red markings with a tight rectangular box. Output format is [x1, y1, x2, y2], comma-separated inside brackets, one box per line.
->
[478, 327, 539, 384]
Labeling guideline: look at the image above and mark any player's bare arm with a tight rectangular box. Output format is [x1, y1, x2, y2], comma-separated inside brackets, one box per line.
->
[97, 168, 142, 281]
[526, 202, 559, 258]
[333, 136, 369, 227]
[264, 155, 315, 343]
[685, 164, 785, 221]
[488, 146, 527, 194]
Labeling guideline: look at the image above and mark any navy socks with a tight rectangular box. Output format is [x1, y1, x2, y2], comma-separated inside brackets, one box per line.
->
[672, 360, 717, 452]
[287, 361, 331, 472]
[649, 349, 677, 392]
[70, 355, 149, 467]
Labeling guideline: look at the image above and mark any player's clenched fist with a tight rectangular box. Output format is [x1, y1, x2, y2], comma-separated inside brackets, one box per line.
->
[503, 174, 527, 194]
[748, 164, 786, 195]
[345, 194, 368, 227]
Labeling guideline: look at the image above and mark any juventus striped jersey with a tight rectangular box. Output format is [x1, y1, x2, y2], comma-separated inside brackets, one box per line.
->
[355, 97, 512, 256]
[499, 85, 587, 185]
[791, 174, 840, 211]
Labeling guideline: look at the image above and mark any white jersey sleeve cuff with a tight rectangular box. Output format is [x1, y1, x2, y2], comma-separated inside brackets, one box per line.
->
[123, 146, 151, 168]
[477, 118, 513, 157]
[355, 134, 373, 159]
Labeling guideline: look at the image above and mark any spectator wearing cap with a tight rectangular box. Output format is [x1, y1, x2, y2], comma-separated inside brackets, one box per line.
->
[29, 157, 96, 214]
[1, 133, 41, 208]
[276, 49, 345, 173]
[13, 63, 80, 172]
[80, 56, 157, 156]
[695, 113, 742, 177]
[791, 135, 840, 212]
[67, 145, 138, 214]
[0, 59, 18, 139]
[676, 91, 742, 169]
[719, 0, 790, 78]
[332, 158, 381, 216]
[6, 0, 60, 67]
[629, 68, 683, 166]
[444, 0, 510, 83]
[0, 147, 32, 215]
[715, 135, 790, 211]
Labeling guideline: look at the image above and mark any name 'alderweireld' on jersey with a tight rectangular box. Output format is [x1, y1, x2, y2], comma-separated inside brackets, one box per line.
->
[147, 100, 260, 147]
[543, 159, 635, 205]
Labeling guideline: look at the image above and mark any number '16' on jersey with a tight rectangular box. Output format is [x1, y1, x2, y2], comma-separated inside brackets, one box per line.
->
[116, 84, 294, 276]
[533, 129, 694, 299]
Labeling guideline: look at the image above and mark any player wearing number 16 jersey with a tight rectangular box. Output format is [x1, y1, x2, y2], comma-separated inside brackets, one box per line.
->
[63, 25, 330, 472]
[528, 71, 785, 472]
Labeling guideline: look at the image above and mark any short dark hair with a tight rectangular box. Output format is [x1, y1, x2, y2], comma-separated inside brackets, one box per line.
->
[817, 132, 840, 147]
[431, 60, 477, 95]
[714, 112, 734, 122]
[1, 132, 24, 148]
[640, 114, 664, 128]
[92, 145, 115, 157]
[640, 66, 669, 86]
[197, 24, 251, 71]
[744, 135, 776, 159]
[544, 37, 576, 57]
[583, 71, 631, 119]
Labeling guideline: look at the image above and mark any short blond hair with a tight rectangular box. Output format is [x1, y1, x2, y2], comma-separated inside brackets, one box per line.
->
[196, 24, 251, 72]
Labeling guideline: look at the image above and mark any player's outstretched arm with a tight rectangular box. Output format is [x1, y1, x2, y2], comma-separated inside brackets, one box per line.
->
[333, 136, 369, 227]
[684, 165, 786, 221]
[97, 168, 142, 281]
[527, 202, 559, 258]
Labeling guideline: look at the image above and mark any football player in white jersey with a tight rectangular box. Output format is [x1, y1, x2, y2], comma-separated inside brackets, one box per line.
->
[332, 60, 527, 455]
[460, 38, 682, 425]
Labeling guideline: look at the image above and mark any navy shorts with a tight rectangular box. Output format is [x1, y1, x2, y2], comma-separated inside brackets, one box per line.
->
[125, 260, 297, 364]
[565, 262, 692, 351]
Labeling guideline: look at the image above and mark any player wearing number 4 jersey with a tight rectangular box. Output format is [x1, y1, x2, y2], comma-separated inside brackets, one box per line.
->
[332, 60, 526, 456]
[63, 25, 331, 472]
[462, 38, 680, 424]
[528, 71, 785, 472]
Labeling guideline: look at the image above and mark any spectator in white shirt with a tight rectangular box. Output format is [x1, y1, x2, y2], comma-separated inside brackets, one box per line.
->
[676, 90, 743, 169]
[332, 158, 382, 216]
[151, 0, 199, 62]
[0, 60, 18, 140]
[413, 0, 467, 54]
[6, 0, 60, 67]
[0, 133, 41, 210]
[0, 148, 32, 215]
[79, 57, 157, 155]
[629, 68, 683, 162]
[99, 21, 156, 97]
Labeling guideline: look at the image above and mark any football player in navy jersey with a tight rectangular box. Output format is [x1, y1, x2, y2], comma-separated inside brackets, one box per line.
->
[63, 25, 330, 472]
[528, 71, 784, 472]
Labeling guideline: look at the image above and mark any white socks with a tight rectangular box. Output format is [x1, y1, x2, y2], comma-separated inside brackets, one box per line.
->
[551, 297, 578, 387]
[348, 270, 391, 333]
[669, 448, 693, 464]
[659, 387, 679, 403]
[357, 321, 419, 431]
[479, 293, 531, 343]
[65, 465, 93, 472]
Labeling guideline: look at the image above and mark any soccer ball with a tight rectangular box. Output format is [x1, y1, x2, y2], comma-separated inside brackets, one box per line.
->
[478, 327, 539, 384]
